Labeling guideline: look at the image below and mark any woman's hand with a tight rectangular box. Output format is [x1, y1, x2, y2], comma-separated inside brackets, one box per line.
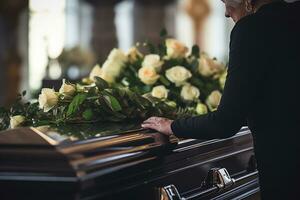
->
[141, 117, 174, 136]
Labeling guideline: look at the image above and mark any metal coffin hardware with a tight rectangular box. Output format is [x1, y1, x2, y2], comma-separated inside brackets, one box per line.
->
[158, 168, 235, 200]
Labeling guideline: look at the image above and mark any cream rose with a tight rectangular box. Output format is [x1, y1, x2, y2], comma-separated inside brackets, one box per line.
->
[151, 85, 169, 99]
[38, 88, 59, 112]
[89, 64, 102, 81]
[142, 54, 163, 72]
[107, 48, 128, 64]
[100, 48, 128, 83]
[127, 47, 143, 63]
[196, 103, 208, 115]
[166, 66, 192, 86]
[198, 53, 225, 77]
[10, 115, 25, 129]
[166, 39, 188, 59]
[59, 79, 76, 97]
[138, 66, 160, 85]
[206, 90, 222, 111]
[99, 71, 115, 84]
[180, 84, 200, 101]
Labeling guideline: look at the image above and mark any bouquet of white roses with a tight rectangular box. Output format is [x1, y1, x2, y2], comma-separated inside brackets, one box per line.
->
[0, 32, 228, 131]
[86, 31, 227, 115]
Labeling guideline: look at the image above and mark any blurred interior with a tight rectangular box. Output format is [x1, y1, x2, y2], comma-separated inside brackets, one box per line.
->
[0, 0, 234, 106]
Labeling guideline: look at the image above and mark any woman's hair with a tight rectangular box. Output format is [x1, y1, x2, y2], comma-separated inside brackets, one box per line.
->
[225, 0, 243, 7]
[225, 0, 258, 7]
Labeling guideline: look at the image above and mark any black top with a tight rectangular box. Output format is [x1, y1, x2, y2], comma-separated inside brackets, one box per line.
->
[171, 1, 300, 199]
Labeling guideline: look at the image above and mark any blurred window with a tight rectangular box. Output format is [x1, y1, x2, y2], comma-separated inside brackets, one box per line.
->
[29, 0, 66, 90]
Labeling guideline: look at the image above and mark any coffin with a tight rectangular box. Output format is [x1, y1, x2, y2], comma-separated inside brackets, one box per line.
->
[0, 123, 260, 200]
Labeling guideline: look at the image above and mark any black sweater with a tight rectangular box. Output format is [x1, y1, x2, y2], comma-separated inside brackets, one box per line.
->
[171, 1, 300, 199]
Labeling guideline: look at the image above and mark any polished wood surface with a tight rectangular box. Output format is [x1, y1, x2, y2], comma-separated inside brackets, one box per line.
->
[0, 126, 259, 199]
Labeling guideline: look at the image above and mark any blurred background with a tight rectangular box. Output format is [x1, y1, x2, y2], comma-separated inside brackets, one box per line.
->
[0, 0, 235, 106]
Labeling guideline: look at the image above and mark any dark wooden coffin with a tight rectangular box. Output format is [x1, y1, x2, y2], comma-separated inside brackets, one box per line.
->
[0, 123, 260, 200]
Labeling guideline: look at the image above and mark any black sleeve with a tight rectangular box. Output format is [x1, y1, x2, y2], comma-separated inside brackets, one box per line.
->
[171, 17, 266, 140]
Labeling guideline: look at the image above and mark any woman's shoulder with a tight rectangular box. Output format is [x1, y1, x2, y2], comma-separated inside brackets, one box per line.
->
[231, 14, 258, 40]
[232, 1, 294, 36]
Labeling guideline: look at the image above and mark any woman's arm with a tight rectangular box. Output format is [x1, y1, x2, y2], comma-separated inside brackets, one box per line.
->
[171, 17, 266, 140]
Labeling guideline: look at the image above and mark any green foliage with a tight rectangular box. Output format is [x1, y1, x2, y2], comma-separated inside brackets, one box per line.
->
[0, 107, 9, 131]
[95, 77, 109, 90]
[117, 34, 225, 113]
[67, 93, 87, 117]
[104, 94, 122, 112]
[191, 45, 200, 58]
[82, 109, 94, 121]
[159, 76, 171, 86]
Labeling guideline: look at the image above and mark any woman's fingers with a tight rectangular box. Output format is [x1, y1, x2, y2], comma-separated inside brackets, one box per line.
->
[141, 122, 157, 130]
[143, 117, 159, 124]
[141, 117, 174, 136]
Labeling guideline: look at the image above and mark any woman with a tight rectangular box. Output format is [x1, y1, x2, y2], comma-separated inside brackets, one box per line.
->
[142, 0, 300, 199]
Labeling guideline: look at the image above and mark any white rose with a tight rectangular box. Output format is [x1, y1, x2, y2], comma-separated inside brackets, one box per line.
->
[101, 49, 128, 83]
[180, 84, 200, 101]
[101, 60, 123, 82]
[206, 90, 222, 111]
[59, 79, 76, 97]
[166, 66, 192, 86]
[151, 85, 169, 99]
[127, 47, 143, 63]
[99, 71, 115, 83]
[219, 70, 227, 89]
[89, 64, 102, 81]
[198, 53, 225, 77]
[10, 115, 25, 129]
[138, 66, 160, 85]
[38, 88, 59, 112]
[165, 38, 188, 59]
[142, 54, 163, 72]
[196, 103, 208, 115]
[107, 48, 127, 63]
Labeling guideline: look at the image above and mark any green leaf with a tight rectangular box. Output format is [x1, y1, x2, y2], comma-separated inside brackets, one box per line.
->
[190, 59, 199, 74]
[190, 77, 204, 88]
[141, 85, 152, 94]
[67, 93, 87, 117]
[22, 90, 27, 96]
[82, 108, 94, 120]
[32, 120, 52, 127]
[105, 95, 122, 112]
[158, 43, 167, 57]
[159, 76, 171, 86]
[95, 77, 109, 90]
[87, 86, 98, 95]
[191, 45, 200, 58]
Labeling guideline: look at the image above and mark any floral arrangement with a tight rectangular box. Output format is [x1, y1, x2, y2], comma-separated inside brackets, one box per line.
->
[0, 32, 227, 131]
[0, 77, 186, 130]
[85, 31, 227, 115]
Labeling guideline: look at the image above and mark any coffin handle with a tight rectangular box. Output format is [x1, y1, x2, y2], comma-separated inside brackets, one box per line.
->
[157, 168, 235, 200]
